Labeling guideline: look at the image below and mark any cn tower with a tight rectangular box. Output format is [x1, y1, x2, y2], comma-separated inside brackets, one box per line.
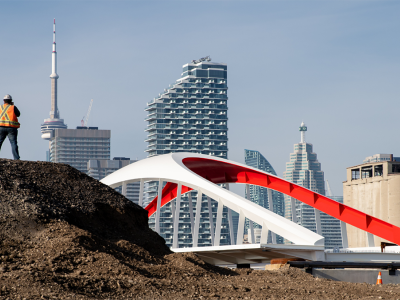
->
[41, 19, 67, 140]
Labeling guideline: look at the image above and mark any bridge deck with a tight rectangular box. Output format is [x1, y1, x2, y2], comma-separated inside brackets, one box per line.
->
[172, 244, 325, 266]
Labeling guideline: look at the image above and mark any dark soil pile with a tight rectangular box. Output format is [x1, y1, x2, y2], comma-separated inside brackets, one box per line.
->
[1, 159, 400, 299]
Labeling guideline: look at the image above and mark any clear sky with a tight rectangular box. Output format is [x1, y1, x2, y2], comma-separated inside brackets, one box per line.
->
[0, 0, 399, 196]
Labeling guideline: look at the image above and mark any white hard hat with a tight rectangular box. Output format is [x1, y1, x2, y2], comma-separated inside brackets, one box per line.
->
[3, 94, 12, 100]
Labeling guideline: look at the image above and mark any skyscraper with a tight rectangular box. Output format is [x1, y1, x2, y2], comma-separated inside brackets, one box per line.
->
[145, 56, 231, 247]
[244, 149, 285, 243]
[283, 122, 342, 249]
[41, 19, 67, 141]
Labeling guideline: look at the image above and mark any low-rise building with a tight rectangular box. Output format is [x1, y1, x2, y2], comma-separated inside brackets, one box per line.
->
[343, 154, 400, 247]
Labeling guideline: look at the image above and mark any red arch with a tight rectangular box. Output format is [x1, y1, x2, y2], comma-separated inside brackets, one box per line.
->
[145, 157, 400, 245]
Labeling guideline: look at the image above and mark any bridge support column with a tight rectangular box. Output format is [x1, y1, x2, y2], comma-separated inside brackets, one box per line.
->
[207, 196, 215, 245]
[249, 220, 255, 244]
[214, 200, 224, 246]
[291, 198, 297, 223]
[228, 208, 235, 245]
[260, 221, 269, 244]
[122, 182, 127, 197]
[340, 221, 348, 248]
[315, 208, 322, 235]
[267, 188, 276, 244]
[367, 232, 375, 247]
[188, 192, 194, 234]
[237, 211, 245, 245]
[173, 182, 182, 248]
[193, 191, 202, 247]
[155, 179, 163, 234]
[138, 179, 144, 207]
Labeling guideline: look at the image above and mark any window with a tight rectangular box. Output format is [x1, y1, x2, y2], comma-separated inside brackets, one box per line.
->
[392, 164, 400, 173]
[351, 168, 360, 180]
[361, 166, 373, 179]
[374, 165, 383, 177]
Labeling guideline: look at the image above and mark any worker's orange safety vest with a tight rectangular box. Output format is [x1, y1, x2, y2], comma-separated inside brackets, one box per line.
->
[0, 104, 20, 128]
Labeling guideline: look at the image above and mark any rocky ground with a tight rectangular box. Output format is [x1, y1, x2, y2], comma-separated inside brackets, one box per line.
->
[1, 159, 400, 299]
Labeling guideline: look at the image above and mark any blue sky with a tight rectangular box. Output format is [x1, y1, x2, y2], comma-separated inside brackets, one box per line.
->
[0, 0, 399, 195]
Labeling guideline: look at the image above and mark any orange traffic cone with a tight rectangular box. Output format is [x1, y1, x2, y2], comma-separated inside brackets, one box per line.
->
[376, 271, 383, 285]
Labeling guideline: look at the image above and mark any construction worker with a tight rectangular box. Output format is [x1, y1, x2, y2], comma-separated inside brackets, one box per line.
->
[0, 95, 20, 160]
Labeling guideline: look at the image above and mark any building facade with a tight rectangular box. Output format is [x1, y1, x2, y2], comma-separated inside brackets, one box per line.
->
[244, 149, 285, 244]
[49, 127, 110, 173]
[343, 156, 400, 247]
[145, 57, 231, 248]
[283, 123, 342, 249]
[87, 157, 141, 205]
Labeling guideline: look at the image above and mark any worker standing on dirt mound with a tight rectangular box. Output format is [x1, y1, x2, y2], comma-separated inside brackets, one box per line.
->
[0, 94, 21, 160]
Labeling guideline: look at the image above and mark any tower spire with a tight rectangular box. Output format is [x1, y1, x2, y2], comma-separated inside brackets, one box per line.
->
[50, 18, 59, 119]
[41, 19, 67, 141]
[299, 121, 307, 143]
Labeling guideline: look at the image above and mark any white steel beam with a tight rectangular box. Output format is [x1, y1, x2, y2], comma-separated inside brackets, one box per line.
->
[367, 232, 375, 247]
[193, 191, 202, 247]
[249, 220, 255, 244]
[228, 208, 235, 245]
[188, 192, 195, 234]
[267, 188, 276, 243]
[207, 196, 215, 245]
[138, 178, 144, 207]
[340, 221, 348, 248]
[260, 222, 268, 244]
[214, 200, 224, 246]
[173, 182, 182, 248]
[291, 198, 297, 223]
[237, 211, 245, 245]
[122, 182, 127, 197]
[155, 179, 163, 234]
[315, 208, 322, 235]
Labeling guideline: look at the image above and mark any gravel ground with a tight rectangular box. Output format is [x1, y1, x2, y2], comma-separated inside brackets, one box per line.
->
[1, 159, 399, 300]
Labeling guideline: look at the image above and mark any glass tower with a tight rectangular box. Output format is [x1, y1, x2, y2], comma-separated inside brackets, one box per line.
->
[283, 123, 342, 249]
[145, 57, 231, 248]
[244, 149, 285, 244]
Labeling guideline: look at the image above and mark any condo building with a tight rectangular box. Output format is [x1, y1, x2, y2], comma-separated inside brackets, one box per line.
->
[343, 154, 400, 247]
[144, 56, 231, 248]
[244, 149, 285, 244]
[87, 157, 141, 205]
[283, 123, 342, 249]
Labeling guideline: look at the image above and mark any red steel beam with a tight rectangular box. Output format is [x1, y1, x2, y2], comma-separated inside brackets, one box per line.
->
[145, 157, 400, 245]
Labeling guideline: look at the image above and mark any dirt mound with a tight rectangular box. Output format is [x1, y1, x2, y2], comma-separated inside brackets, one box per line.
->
[1, 159, 400, 299]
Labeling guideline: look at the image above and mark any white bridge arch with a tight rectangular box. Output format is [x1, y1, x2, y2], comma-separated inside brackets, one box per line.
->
[101, 152, 324, 247]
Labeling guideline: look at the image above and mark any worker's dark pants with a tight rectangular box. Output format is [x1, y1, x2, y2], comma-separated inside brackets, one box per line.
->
[0, 127, 20, 160]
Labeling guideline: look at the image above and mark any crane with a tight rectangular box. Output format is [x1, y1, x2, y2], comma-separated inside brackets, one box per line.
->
[326, 179, 333, 197]
[81, 99, 94, 127]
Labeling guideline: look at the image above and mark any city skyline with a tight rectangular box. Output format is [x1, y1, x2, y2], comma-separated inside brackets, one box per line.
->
[1, 1, 400, 196]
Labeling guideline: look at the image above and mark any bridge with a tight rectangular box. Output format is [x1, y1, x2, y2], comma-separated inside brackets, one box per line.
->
[101, 153, 400, 265]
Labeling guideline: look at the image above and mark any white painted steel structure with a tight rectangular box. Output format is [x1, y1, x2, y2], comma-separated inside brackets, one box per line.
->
[101, 152, 325, 247]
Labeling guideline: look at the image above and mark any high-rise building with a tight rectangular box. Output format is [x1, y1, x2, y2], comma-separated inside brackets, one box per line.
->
[145, 56, 231, 248]
[49, 127, 110, 173]
[343, 155, 400, 247]
[41, 19, 67, 141]
[87, 157, 141, 205]
[283, 122, 342, 249]
[244, 149, 285, 244]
